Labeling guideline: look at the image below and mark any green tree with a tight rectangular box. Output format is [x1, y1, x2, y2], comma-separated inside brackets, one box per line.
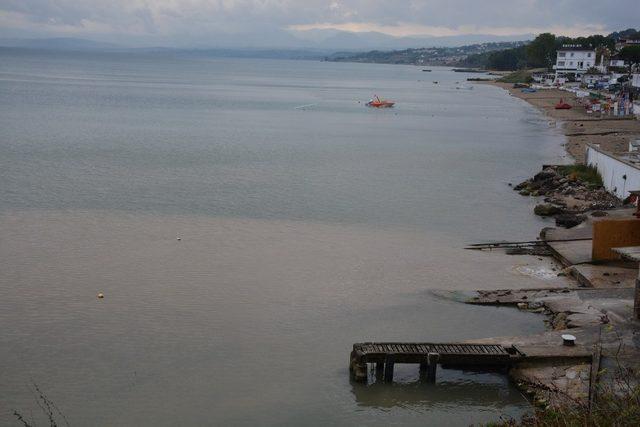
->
[487, 46, 527, 70]
[526, 33, 557, 68]
[619, 45, 640, 70]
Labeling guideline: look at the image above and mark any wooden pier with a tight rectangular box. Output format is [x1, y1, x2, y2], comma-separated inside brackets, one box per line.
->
[349, 342, 523, 383]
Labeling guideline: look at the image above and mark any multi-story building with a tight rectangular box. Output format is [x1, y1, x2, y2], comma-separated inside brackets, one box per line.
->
[615, 38, 640, 51]
[553, 45, 596, 82]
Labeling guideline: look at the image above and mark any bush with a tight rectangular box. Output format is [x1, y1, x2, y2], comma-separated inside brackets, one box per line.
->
[557, 164, 603, 187]
[498, 70, 534, 83]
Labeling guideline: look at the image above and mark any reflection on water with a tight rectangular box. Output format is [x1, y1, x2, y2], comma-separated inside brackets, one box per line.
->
[352, 369, 521, 409]
[350, 369, 529, 425]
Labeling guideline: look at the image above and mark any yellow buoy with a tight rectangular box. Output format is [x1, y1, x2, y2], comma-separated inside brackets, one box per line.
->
[97, 293, 104, 299]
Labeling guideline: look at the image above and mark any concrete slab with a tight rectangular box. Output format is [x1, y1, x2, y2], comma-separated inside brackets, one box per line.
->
[570, 264, 636, 288]
[547, 240, 593, 266]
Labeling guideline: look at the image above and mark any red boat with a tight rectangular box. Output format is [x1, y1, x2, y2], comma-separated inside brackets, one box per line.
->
[555, 98, 572, 109]
[366, 95, 395, 108]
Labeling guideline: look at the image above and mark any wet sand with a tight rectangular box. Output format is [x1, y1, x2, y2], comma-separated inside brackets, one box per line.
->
[489, 82, 640, 163]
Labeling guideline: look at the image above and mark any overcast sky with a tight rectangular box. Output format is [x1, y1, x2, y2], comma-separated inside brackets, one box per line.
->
[0, 1, 638, 46]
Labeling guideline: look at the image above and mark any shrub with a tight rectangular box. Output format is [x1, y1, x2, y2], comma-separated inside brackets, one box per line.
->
[557, 164, 603, 187]
[498, 70, 534, 83]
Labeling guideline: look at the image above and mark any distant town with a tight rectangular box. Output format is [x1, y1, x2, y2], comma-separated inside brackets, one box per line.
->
[326, 40, 527, 66]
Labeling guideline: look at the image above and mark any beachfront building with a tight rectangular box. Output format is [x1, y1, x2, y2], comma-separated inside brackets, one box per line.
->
[609, 55, 627, 68]
[581, 71, 610, 86]
[532, 72, 555, 85]
[554, 45, 596, 83]
[615, 38, 640, 51]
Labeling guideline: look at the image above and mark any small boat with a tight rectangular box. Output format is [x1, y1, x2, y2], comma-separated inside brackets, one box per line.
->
[521, 88, 537, 93]
[366, 95, 395, 108]
[555, 98, 572, 109]
[422, 69, 432, 72]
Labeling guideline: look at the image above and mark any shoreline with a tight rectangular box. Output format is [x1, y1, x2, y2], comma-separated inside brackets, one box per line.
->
[451, 81, 640, 413]
[487, 81, 640, 163]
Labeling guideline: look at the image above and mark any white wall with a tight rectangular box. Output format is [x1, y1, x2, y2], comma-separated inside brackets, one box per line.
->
[586, 145, 640, 199]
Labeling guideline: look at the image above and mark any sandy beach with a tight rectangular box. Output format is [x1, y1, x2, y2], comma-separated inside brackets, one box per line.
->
[490, 82, 640, 163]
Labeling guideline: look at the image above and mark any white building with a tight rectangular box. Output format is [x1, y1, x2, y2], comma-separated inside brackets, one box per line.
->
[532, 72, 555, 85]
[615, 39, 640, 51]
[554, 45, 596, 82]
[633, 73, 640, 88]
[581, 72, 609, 86]
[609, 55, 627, 68]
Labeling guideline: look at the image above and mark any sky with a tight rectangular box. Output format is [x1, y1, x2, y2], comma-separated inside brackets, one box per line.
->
[0, 1, 638, 47]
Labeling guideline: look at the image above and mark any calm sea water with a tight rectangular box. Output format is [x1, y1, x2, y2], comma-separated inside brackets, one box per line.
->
[0, 49, 568, 426]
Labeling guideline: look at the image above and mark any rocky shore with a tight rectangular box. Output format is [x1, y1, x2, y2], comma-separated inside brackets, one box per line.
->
[513, 165, 622, 228]
[457, 82, 640, 415]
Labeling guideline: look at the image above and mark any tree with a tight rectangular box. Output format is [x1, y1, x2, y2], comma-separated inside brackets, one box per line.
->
[487, 46, 527, 70]
[526, 33, 556, 68]
[619, 46, 640, 70]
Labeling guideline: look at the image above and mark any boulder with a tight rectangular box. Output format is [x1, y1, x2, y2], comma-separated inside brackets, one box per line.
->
[533, 169, 557, 182]
[555, 214, 587, 228]
[534, 204, 562, 216]
[514, 181, 529, 191]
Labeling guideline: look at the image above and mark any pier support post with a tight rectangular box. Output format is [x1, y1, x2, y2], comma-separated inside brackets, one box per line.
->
[375, 362, 385, 380]
[350, 349, 368, 382]
[426, 352, 439, 383]
[635, 278, 640, 320]
[384, 354, 395, 383]
[419, 362, 428, 381]
[353, 362, 368, 382]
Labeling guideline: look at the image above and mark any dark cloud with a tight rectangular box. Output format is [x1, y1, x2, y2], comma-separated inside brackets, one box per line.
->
[0, 0, 637, 43]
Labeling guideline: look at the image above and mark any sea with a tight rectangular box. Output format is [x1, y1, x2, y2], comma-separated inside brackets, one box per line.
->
[0, 49, 569, 426]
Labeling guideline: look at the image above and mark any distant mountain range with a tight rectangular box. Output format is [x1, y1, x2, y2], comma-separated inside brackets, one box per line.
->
[0, 29, 534, 52]
[0, 37, 121, 50]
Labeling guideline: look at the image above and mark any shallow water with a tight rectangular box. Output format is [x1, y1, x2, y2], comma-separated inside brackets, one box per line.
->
[0, 50, 568, 425]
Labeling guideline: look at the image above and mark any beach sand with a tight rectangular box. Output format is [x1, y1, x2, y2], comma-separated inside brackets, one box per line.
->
[489, 82, 640, 163]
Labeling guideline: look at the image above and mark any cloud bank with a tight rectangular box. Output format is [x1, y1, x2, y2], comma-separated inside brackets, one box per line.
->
[0, 1, 637, 46]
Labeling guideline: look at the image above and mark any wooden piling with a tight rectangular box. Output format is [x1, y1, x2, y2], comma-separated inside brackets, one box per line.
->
[427, 352, 439, 383]
[419, 362, 428, 381]
[375, 362, 385, 379]
[384, 354, 395, 383]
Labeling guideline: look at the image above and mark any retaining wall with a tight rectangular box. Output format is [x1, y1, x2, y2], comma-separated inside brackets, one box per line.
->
[585, 144, 640, 199]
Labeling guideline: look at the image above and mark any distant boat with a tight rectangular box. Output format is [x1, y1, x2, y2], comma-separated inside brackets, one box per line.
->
[366, 95, 395, 108]
[422, 69, 432, 72]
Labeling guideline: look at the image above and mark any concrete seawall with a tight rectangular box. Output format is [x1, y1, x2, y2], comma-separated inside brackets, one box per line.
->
[586, 143, 640, 199]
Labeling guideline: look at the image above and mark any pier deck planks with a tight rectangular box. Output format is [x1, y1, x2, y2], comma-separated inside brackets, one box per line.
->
[351, 342, 517, 366]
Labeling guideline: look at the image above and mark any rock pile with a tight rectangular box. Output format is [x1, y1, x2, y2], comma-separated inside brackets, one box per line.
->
[514, 165, 622, 228]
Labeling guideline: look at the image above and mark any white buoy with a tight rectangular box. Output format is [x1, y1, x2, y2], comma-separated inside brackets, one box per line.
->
[177, 237, 181, 241]
[97, 293, 104, 299]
